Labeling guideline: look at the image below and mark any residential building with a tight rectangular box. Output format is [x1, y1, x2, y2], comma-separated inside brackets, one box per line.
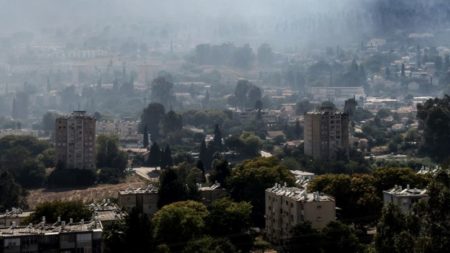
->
[198, 183, 228, 205]
[309, 86, 366, 105]
[117, 185, 159, 217]
[265, 184, 336, 244]
[290, 170, 315, 188]
[0, 219, 102, 253]
[0, 209, 33, 227]
[383, 185, 428, 214]
[304, 108, 349, 160]
[55, 111, 96, 170]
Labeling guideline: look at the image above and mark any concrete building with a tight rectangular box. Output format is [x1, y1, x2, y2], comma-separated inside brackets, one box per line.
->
[383, 185, 428, 214]
[304, 108, 349, 160]
[0, 209, 33, 227]
[55, 111, 96, 170]
[0, 219, 102, 253]
[265, 184, 336, 244]
[309, 86, 365, 105]
[290, 170, 315, 188]
[117, 185, 159, 217]
[198, 183, 228, 205]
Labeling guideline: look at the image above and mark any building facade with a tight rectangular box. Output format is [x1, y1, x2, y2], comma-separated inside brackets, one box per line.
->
[265, 184, 336, 244]
[55, 111, 96, 170]
[383, 185, 428, 214]
[304, 109, 349, 160]
[117, 185, 159, 217]
[0, 219, 102, 253]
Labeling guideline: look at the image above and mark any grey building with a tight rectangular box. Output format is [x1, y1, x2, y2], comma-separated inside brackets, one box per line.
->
[0, 219, 102, 253]
[383, 185, 428, 214]
[55, 111, 96, 170]
[304, 108, 349, 160]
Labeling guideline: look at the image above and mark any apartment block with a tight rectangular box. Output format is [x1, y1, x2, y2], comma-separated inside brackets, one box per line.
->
[0, 219, 102, 253]
[265, 184, 336, 244]
[55, 111, 96, 170]
[304, 108, 349, 160]
[383, 185, 428, 214]
[117, 185, 159, 217]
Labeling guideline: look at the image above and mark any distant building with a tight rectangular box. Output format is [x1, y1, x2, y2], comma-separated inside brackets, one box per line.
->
[89, 200, 125, 228]
[198, 183, 228, 205]
[117, 185, 159, 217]
[265, 184, 336, 244]
[304, 108, 349, 160]
[0, 209, 33, 227]
[383, 185, 428, 214]
[55, 111, 96, 170]
[290, 170, 315, 188]
[309, 86, 365, 105]
[0, 219, 102, 253]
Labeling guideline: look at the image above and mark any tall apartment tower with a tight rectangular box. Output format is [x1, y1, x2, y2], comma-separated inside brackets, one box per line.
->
[55, 111, 96, 170]
[304, 107, 349, 160]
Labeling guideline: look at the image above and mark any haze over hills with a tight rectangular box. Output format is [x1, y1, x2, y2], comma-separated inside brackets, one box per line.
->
[1, 0, 450, 50]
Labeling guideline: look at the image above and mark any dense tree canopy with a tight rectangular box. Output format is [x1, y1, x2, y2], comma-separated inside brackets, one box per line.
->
[417, 95, 450, 162]
[152, 201, 209, 251]
[228, 157, 295, 226]
[26, 200, 92, 224]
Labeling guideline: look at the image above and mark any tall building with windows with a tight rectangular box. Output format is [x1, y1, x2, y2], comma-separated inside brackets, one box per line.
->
[304, 107, 349, 160]
[55, 111, 96, 170]
[265, 184, 336, 244]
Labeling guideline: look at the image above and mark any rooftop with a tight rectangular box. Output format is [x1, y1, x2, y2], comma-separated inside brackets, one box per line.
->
[0, 219, 102, 237]
[119, 184, 158, 195]
[266, 183, 334, 202]
[384, 185, 427, 196]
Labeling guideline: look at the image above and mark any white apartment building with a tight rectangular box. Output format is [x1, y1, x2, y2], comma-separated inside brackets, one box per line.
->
[383, 185, 428, 214]
[265, 184, 336, 244]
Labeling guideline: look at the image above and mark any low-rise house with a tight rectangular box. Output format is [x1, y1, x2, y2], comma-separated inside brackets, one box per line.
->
[0, 219, 102, 253]
[290, 170, 315, 188]
[265, 184, 336, 244]
[117, 185, 159, 217]
[383, 185, 428, 214]
[0, 209, 33, 227]
[198, 183, 228, 205]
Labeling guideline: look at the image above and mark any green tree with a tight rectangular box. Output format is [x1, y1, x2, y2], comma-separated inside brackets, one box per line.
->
[417, 96, 450, 162]
[183, 236, 236, 253]
[158, 168, 188, 208]
[26, 200, 92, 224]
[207, 198, 253, 252]
[375, 204, 408, 253]
[283, 222, 323, 253]
[153, 201, 209, 252]
[15, 158, 46, 188]
[123, 208, 155, 253]
[228, 157, 295, 226]
[143, 125, 149, 148]
[309, 174, 382, 224]
[96, 135, 128, 183]
[0, 170, 24, 211]
[209, 159, 230, 187]
[148, 143, 161, 167]
[322, 221, 363, 253]
[140, 103, 165, 141]
[161, 110, 183, 135]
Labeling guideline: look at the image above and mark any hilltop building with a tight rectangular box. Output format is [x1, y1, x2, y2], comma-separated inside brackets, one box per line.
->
[55, 111, 96, 170]
[265, 184, 336, 244]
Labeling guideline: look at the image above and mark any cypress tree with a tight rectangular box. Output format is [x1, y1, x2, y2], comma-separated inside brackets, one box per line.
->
[143, 125, 149, 149]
